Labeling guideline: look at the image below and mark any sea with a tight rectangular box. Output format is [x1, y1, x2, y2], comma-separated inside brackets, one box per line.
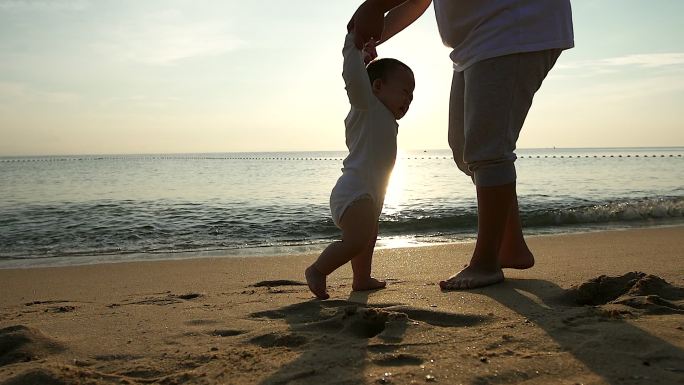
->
[1, 147, 683, 269]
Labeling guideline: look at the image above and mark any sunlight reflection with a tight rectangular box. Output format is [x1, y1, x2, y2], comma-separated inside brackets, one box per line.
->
[383, 151, 407, 214]
[376, 236, 420, 249]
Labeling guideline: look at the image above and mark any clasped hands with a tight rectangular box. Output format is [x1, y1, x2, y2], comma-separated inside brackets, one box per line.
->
[347, 2, 384, 64]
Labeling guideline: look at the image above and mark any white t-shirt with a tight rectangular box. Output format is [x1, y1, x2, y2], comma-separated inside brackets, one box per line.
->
[330, 33, 398, 223]
[433, 0, 575, 71]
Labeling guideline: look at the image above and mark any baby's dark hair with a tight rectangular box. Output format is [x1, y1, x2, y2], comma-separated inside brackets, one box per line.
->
[366, 58, 412, 84]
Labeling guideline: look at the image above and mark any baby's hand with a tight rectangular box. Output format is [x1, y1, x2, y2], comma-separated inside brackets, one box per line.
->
[362, 39, 378, 64]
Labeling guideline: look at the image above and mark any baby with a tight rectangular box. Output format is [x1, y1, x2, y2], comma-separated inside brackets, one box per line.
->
[305, 31, 415, 299]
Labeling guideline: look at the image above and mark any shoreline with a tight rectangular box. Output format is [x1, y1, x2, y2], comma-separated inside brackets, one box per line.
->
[1, 226, 683, 384]
[2, 221, 683, 270]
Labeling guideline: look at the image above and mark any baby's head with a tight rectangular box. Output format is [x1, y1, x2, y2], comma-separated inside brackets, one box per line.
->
[367, 58, 415, 120]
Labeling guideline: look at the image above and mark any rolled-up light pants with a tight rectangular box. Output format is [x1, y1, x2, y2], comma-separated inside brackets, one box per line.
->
[448, 49, 562, 187]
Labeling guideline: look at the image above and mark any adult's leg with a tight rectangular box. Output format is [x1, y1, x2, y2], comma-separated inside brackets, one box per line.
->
[440, 183, 511, 289]
[497, 50, 561, 269]
[443, 69, 503, 289]
[499, 191, 534, 269]
[446, 70, 471, 178]
[306, 198, 377, 299]
[441, 50, 561, 290]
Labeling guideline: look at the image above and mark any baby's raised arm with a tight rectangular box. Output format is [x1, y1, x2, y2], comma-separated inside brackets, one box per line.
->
[342, 33, 373, 109]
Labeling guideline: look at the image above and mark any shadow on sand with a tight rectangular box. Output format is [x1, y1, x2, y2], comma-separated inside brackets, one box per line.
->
[252, 289, 487, 385]
[477, 274, 684, 384]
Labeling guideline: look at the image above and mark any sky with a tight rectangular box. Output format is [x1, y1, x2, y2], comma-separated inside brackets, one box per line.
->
[0, 0, 683, 156]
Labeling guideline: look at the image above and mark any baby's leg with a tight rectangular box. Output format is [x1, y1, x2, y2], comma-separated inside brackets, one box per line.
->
[306, 198, 377, 299]
[351, 223, 386, 291]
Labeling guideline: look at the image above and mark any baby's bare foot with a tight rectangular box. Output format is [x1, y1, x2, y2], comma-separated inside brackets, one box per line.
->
[305, 265, 330, 299]
[352, 277, 387, 292]
[439, 265, 504, 290]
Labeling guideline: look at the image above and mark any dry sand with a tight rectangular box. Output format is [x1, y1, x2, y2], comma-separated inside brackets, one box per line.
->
[1, 226, 683, 385]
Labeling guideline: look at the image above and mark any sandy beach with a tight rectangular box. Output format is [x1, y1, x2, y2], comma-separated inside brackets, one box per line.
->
[1, 226, 683, 385]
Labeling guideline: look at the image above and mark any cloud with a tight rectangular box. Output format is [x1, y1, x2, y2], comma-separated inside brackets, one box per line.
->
[95, 10, 245, 65]
[599, 53, 684, 67]
[543, 55, 684, 104]
[571, 74, 684, 102]
[557, 52, 684, 71]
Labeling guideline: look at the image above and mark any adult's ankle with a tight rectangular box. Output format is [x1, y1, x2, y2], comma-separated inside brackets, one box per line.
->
[468, 253, 501, 271]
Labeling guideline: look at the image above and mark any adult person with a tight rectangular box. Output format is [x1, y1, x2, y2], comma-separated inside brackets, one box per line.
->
[347, 0, 574, 289]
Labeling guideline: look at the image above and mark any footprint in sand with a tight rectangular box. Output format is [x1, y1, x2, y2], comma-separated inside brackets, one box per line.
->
[209, 329, 245, 337]
[92, 353, 143, 361]
[250, 301, 488, 341]
[114, 367, 167, 381]
[251, 280, 307, 288]
[0, 368, 65, 385]
[383, 305, 486, 327]
[249, 280, 308, 294]
[246, 301, 490, 377]
[249, 332, 308, 348]
[180, 319, 246, 338]
[0, 325, 65, 366]
[184, 319, 219, 326]
[23, 300, 79, 314]
[44, 305, 77, 313]
[110, 292, 204, 307]
[23, 300, 70, 306]
[371, 352, 424, 366]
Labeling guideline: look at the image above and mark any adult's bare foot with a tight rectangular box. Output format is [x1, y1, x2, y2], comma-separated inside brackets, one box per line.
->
[439, 265, 504, 290]
[352, 277, 387, 292]
[305, 265, 330, 299]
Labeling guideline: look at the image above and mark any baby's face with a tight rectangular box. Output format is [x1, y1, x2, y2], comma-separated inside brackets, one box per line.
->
[373, 68, 415, 120]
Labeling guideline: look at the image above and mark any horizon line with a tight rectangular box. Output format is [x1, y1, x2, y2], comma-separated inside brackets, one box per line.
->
[1, 146, 684, 158]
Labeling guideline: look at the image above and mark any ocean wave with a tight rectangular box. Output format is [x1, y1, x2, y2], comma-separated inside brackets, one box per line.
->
[378, 196, 683, 234]
[0, 196, 682, 260]
[523, 196, 684, 226]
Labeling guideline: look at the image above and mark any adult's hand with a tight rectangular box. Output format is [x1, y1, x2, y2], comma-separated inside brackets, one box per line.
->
[347, 1, 385, 49]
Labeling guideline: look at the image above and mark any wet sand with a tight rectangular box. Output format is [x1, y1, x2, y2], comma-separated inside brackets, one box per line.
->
[1, 226, 683, 384]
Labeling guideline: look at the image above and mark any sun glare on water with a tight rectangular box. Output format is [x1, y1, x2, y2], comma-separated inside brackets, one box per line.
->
[383, 151, 407, 214]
